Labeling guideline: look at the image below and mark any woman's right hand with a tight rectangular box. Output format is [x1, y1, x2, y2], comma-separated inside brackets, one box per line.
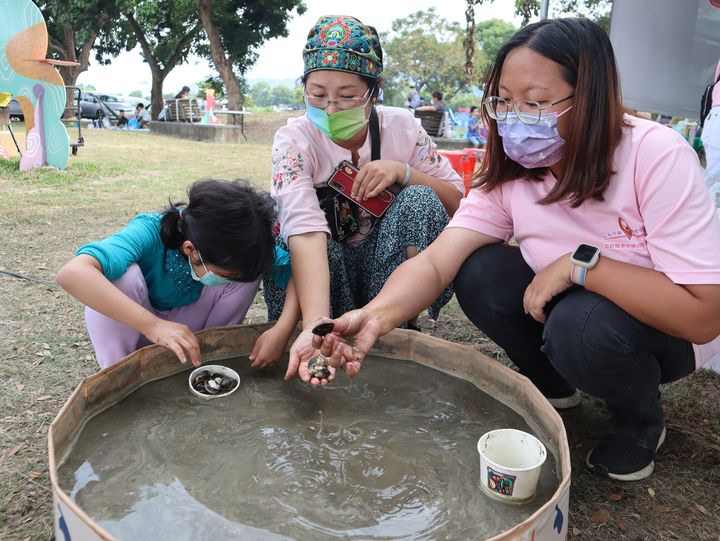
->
[312, 309, 382, 377]
[143, 318, 201, 366]
[249, 325, 291, 369]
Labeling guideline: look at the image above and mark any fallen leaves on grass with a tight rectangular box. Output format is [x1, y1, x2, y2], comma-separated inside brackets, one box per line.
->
[572, 527, 582, 536]
[36, 395, 52, 401]
[15, 383, 24, 391]
[590, 509, 611, 523]
[647, 487, 656, 497]
[2, 443, 24, 460]
[608, 493, 622, 501]
[30, 471, 43, 479]
[696, 504, 711, 516]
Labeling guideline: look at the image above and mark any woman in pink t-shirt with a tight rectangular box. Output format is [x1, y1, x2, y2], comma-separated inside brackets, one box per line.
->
[314, 18, 720, 482]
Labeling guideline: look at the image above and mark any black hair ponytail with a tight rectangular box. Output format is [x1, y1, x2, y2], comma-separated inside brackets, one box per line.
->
[160, 205, 186, 249]
[160, 179, 276, 282]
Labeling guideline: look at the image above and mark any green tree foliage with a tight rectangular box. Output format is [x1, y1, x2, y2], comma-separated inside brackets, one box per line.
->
[382, 9, 467, 106]
[513, 0, 612, 29]
[249, 81, 273, 107]
[197, 75, 227, 100]
[248, 81, 296, 107]
[475, 18, 517, 81]
[270, 85, 294, 106]
[195, 0, 305, 110]
[102, 0, 202, 118]
[129, 90, 143, 97]
[39, 0, 122, 115]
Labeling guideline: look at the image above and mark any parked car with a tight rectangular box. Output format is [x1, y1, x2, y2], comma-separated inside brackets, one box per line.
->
[93, 93, 138, 117]
[7, 98, 24, 119]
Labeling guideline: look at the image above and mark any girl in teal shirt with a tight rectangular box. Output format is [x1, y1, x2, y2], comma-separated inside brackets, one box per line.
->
[57, 179, 277, 369]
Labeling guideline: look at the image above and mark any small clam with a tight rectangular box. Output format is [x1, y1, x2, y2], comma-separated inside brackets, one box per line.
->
[307, 355, 330, 379]
[205, 378, 221, 394]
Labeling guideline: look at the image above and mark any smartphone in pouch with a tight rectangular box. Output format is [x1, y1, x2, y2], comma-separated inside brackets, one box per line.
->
[327, 161, 395, 218]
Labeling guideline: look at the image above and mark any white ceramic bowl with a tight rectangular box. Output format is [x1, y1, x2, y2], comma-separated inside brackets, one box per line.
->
[477, 428, 547, 503]
[188, 365, 240, 400]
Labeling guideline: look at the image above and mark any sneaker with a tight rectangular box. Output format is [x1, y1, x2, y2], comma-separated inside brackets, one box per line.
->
[545, 390, 582, 410]
[585, 422, 666, 481]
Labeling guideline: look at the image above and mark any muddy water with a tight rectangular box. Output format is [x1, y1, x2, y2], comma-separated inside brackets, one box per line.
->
[58, 356, 559, 540]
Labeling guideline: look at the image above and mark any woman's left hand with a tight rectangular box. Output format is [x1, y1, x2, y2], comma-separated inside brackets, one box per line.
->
[523, 253, 574, 323]
[352, 160, 405, 200]
[285, 329, 336, 386]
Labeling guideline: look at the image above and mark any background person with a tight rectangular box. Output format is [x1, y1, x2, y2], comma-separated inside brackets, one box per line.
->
[56, 180, 276, 369]
[135, 103, 151, 128]
[251, 15, 464, 384]
[702, 57, 720, 181]
[313, 18, 720, 483]
[406, 84, 421, 108]
[466, 106, 486, 148]
[175, 85, 191, 100]
[416, 91, 447, 112]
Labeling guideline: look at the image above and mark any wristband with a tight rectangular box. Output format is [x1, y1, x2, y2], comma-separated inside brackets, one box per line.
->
[399, 162, 411, 188]
[570, 264, 587, 287]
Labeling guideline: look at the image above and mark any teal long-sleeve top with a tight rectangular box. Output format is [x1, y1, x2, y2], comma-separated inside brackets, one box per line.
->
[76, 214, 202, 311]
[76, 213, 293, 311]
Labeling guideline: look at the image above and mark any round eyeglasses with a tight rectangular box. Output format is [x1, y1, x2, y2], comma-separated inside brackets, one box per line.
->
[303, 87, 372, 111]
[484, 95, 573, 125]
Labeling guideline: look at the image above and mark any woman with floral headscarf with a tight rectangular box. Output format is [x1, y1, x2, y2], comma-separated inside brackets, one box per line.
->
[249, 15, 464, 383]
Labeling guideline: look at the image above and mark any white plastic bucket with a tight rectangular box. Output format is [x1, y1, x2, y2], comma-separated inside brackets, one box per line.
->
[477, 428, 548, 503]
[188, 364, 240, 399]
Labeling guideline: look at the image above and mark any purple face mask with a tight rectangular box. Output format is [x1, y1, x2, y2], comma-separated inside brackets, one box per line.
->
[497, 106, 572, 168]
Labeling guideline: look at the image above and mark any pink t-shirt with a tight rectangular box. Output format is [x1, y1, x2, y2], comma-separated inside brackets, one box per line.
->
[271, 106, 464, 241]
[448, 115, 720, 369]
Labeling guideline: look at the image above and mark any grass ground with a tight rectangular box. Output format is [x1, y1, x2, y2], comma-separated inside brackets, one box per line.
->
[0, 112, 718, 540]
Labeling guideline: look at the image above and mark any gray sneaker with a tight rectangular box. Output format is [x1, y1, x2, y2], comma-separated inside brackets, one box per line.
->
[546, 390, 581, 410]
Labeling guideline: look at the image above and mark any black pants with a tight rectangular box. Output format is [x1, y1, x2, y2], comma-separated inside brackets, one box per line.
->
[455, 244, 695, 424]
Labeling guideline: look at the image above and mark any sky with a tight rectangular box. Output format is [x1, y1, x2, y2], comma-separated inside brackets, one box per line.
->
[78, 0, 521, 97]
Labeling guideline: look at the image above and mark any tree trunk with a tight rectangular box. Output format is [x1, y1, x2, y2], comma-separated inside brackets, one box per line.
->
[150, 71, 166, 121]
[196, 0, 244, 110]
[124, 11, 200, 120]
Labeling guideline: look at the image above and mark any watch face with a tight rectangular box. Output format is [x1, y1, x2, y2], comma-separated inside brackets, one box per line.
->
[574, 243, 599, 263]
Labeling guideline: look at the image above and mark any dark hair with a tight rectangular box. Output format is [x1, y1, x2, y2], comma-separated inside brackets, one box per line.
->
[299, 73, 383, 99]
[470, 106, 479, 113]
[160, 179, 276, 282]
[136, 103, 144, 109]
[432, 91, 443, 101]
[181, 86, 190, 92]
[477, 17, 626, 207]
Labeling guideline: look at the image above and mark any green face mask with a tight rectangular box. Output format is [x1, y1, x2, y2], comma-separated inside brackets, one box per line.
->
[306, 103, 368, 141]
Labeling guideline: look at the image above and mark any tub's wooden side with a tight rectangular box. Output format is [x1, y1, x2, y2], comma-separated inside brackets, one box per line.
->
[49, 324, 570, 541]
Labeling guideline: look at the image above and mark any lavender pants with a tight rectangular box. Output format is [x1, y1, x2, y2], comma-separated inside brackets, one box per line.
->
[85, 264, 259, 369]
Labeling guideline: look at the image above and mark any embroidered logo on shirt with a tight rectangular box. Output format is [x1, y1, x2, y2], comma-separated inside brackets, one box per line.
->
[602, 217, 647, 249]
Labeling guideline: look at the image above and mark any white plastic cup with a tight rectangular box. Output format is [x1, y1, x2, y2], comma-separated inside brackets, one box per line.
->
[477, 428, 547, 503]
[188, 365, 240, 400]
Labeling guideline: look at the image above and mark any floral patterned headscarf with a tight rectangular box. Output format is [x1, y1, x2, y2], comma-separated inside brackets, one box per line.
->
[302, 15, 383, 79]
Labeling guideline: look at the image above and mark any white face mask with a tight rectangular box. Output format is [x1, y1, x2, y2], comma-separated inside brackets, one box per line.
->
[188, 252, 232, 287]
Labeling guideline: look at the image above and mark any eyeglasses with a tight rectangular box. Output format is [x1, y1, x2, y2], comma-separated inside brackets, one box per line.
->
[303, 87, 372, 111]
[484, 95, 574, 125]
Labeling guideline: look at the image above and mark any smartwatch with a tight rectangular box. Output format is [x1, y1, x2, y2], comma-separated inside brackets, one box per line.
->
[569, 244, 600, 287]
